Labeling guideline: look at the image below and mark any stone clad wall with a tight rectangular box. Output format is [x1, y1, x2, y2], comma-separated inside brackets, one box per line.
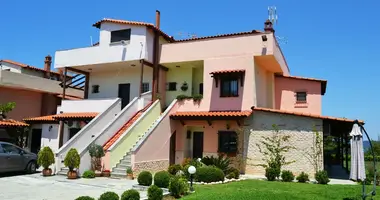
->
[244, 111, 323, 177]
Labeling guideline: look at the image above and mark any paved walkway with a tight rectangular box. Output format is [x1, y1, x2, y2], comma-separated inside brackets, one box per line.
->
[0, 173, 145, 200]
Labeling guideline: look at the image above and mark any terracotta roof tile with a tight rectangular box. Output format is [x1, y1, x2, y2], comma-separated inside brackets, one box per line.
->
[0, 119, 28, 127]
[24, 115, 56, 122]
[174, 30, 263, 42]
[275, 74, 327, 95]
[171, 111, 252, 118]
[252, 107, 364, 124]
[0, 59, 61, 76]
[210, 69, 245, 75]
[92, 18, 174, 42]
[53, 112, 98, 119]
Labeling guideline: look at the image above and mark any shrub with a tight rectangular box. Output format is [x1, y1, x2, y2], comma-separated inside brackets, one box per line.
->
[169, 176, 188, 198]
[265, 167, 278, 181]
[227, 167, 240, 179]
[147, 185, 163, 200]
[296, 172, 310, 183]
[98, 191, 119, 200]
[168, 164, 182, 175]
[75, 196, 95, 200]
[195, 166, 225, 183]
[37, 146, 55, 169]
[88, 143, 105, 171]
[121, 189, 140, 200]
[183, 165, 191, 180]
[315, 170, 330, 184]
[64, 148, 80, 171]
[281, 170, 295, 182]
[126, 167, 133, 174]
[154, 170, 171, 188]
[82, 170, 96, 178]
[201, 155, 231, 174]
[181, 158, 192, 167]
[138, 171, 153, 186]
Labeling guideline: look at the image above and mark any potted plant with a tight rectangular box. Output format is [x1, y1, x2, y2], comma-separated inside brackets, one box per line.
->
[88, 143, 105, 177]
[37, 146, 55, 176]
[64, 148, 80, 179]
[126, 167, 134, 180]
[102, 169, 111, 177]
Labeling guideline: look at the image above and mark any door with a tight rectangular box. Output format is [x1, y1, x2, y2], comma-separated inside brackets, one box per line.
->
[31, 129, 42, 154]
[192, 132, 204, 159]
[118, 83, 131, 108]
[0, 143, 24, 171]
[169, 131, 176, 165]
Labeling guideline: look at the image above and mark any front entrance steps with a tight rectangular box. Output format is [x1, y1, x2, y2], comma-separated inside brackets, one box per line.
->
[111, 152, 132, 179]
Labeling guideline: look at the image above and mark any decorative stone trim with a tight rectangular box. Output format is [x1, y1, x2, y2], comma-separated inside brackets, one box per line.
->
[191, 177, 247, 185]
[133, 159, 169, 175]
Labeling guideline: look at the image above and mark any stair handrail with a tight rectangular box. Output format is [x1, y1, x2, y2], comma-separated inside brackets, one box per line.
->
[131, 99, 178, 153]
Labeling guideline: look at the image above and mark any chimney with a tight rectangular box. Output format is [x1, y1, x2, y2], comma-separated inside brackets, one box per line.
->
[264, 19, 275, 33]
[44, 55, 52, 78]
[155, 10, 160, 29]
[58, 68, 64, 81]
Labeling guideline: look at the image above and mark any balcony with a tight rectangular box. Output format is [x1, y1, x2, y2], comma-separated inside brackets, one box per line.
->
[0, 70, 83, 97]
[54, 42, 147, 69]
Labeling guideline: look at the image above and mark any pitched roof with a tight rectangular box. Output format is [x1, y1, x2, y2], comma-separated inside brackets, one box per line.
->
[252, 106, 364, 124]
[0, 119, 28, 127]
[275, 74, 327, 95]
[174, 30, 264, 42]
[53, 112, 98, 119]
[170, 111, 252, 118]
[23, 115, 56, 122]
[0, 59, 61, 76]
[92, 18, 174, 42]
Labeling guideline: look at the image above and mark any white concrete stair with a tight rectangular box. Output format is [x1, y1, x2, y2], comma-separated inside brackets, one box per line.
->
[111, 152, 131, 179]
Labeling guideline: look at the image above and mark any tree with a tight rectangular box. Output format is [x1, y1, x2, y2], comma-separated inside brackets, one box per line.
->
[0, 102, 16, 118]
[303, 126, 323, 174]
[256, 124, 295, 179]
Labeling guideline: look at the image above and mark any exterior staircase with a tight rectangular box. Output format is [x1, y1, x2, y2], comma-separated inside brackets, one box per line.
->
[57, 167, 69, 176]
[110, 152, 132, 179]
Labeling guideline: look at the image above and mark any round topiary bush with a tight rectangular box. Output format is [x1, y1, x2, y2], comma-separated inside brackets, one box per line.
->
[138, 171, 153, 186]
[121, 189, 140, 200]
[154, 170, 171, 188]
[75, 196, 95, 200]
[296, 172, 309, 183]
[281, 170, 295, 182]
[147, 185, 163, 200]
[227, 167, 240, 179]
[37, 146, 55, 170]
[265, 167, 278, 181]
[64, 148, 80, 171]
[315, 170, 330, 184]
[168, 164, 182, 175]
[98, 191, 119, 200]
[195, 166, 225, 183]
[82, 170, 96, 179]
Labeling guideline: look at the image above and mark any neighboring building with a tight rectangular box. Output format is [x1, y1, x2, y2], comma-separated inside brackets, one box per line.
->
[0, 56, 83, 151]
[26, 11, 361, 179]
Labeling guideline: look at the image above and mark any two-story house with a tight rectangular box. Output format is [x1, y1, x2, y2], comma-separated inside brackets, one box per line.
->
[26, 11, 360, 179]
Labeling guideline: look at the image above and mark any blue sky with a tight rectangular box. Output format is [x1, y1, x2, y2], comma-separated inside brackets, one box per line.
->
[1, 0, 379, 139]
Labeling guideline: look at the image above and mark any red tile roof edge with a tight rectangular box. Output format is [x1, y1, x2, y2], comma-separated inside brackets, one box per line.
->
[210, 69, 246, 74]
[170, 111, 252, 117]
[0, 119, 29, 127]
[0, 59, 61, 76]
[52, 112, 98, 119]
[174, 30, 264, 42]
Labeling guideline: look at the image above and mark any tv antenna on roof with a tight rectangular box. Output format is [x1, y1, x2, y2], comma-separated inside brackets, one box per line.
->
[268, 6, 278, 25]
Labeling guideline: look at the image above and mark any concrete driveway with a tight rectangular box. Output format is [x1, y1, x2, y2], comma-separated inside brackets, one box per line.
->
[0, 173, 145, 200]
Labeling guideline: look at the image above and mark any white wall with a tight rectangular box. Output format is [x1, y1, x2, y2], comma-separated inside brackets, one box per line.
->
[40, 124, 60, 152]
[88, 67, 153, 100]
[55, 23, 149, 68]
[60, 98, 118, 113]
[0, 62, 22, 73]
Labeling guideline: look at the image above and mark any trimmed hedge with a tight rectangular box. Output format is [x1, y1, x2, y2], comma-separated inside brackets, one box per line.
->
[98, 191, 119, 200]
[121, 189, 140, 200]
[82, 170, 95, 178]
[195, 166, 225, 183]
[154, 170, 171, 188]
[138, 171, 153, 186]
[147, 185, 163, 200]
[75, 196, 95, 200]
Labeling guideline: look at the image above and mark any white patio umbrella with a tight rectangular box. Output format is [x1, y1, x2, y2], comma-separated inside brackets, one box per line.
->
[349, 123, 366, 181]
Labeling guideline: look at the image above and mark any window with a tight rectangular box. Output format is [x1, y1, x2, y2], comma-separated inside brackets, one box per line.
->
[218, 131, 237, 153]
[220, 77, 239, 97]
[69, 128, 81, 139]
[141, 83, 150, 93]
[296, 92, 307, 102]
[92, 85, 99, 94]
[199, 83, 203, 95]
[166, 82, 177, 91]
[1, 143, 21, 154]
[110, 29, 131, 43]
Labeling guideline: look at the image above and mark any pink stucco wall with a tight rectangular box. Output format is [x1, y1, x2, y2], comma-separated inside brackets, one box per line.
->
[0, 87, 44, 120]
[274, 76, 322, 115]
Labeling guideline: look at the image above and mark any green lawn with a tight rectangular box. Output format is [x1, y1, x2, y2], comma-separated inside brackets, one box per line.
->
[181, 180, 379, 200]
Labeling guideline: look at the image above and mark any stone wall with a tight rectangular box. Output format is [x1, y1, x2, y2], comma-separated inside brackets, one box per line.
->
[134, 159, 169, 175]
[244, 111, 323, 177]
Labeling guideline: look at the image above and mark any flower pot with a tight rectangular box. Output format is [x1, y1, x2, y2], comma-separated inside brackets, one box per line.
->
[102, 171, 111, 177]
[67, 171, 78, 179]
[127, 173, 134, 180]
[95, 170, 102, 177]
[42, 168, 52, 176]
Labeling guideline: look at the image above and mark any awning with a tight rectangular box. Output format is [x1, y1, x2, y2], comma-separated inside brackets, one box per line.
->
[24, 115, 57, 123]
[24, 112, 98, 124]
[170, 111, 251, 126]
[0, 119, 28, 127]
[209, 69, 245, 75]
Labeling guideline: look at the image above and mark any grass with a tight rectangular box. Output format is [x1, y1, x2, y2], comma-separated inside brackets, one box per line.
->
[181, 180, 380, 200]
[345, 161, 380, 173]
